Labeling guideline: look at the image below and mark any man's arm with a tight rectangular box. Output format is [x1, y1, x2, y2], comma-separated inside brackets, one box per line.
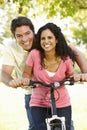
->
[69, 45, 87, 73]
[1, 65, 24, 88]
[1, 65, 14, 86]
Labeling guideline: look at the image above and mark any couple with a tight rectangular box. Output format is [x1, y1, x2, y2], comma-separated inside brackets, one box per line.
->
[1, 16, 87, 130]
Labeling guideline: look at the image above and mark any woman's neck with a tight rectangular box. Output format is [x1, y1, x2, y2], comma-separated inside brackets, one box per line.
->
[44, 51, 61, 72]
[45, 50, 56, 61]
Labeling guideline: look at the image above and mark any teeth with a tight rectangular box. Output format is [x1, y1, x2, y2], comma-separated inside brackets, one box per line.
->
[44, 44, 50, 48]
[24, 42, 29, 45]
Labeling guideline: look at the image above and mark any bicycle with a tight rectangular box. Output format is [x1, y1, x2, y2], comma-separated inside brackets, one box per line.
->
[29, 77, 75, 130]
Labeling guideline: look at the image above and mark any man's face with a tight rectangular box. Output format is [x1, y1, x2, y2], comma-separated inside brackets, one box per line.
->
[15, 25, 34, 51]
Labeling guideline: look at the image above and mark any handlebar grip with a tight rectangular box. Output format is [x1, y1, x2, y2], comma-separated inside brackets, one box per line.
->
[69, 77, 74, 85]
[58, 77, 74, 86]
[29, 80, 36, 88]
[29, 80, 34, 86]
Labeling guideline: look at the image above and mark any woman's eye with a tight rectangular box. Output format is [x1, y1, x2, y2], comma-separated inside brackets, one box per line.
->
[41, 37, 45, 40]
[48, 36, 52, 39]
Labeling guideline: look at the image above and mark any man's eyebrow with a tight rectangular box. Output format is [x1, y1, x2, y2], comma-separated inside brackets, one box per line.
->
[15, 31, 30, 35]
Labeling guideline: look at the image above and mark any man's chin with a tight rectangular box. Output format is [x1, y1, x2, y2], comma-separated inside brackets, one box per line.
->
[23, 46, 31, 51]
[24, 48, 30, 51]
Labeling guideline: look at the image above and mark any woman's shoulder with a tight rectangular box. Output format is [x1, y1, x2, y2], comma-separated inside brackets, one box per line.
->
[30, 49, 40, 55]
[62, 56, 73, 65]
[64, 56, 73, 65]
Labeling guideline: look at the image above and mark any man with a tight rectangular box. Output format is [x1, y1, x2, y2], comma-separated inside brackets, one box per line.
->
[69, 44, 87, 73]
[1, 16, 35, 130]
[69, 45, 87, 82]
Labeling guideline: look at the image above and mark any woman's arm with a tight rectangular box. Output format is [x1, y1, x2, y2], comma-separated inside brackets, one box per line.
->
[21, 65, 33, 86]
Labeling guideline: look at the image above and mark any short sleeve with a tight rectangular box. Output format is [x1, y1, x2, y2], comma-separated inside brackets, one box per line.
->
[65, 57, 74, 75]
[2, 45, 15, 66]
[26, 50, 36, 67]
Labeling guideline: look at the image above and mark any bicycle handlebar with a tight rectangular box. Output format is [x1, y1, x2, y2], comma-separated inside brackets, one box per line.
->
[29, 77, 74, 88]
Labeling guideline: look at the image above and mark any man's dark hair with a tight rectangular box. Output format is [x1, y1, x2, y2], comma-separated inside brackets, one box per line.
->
[11, 16, 35, 37]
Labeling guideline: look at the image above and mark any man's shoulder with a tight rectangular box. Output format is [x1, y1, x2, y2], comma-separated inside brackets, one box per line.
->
[3, 38, 16, 49]
[3, 39, 23, 53]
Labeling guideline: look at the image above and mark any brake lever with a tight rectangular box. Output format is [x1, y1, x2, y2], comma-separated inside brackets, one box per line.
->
[69, 77, 74, 85]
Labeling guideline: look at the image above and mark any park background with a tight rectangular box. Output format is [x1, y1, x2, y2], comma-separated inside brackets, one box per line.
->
[0, 0, 87, 130]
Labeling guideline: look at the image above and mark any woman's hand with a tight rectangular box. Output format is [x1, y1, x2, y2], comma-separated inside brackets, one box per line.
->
[21, 78, 30, 86]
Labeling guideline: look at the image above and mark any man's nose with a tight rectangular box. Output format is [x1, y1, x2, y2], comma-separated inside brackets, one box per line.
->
[21, 35, 27, 41]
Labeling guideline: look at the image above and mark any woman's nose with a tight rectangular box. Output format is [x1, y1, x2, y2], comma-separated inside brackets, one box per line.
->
[44, 38, 48, 43]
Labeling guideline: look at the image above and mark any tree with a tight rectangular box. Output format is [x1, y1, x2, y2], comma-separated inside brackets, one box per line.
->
[0, 0, 87, 18]
[0, 0, 87, 45]
[70, 9, 87, 45]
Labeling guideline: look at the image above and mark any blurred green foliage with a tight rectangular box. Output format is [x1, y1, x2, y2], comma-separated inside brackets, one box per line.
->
[0, 0, 87, 46]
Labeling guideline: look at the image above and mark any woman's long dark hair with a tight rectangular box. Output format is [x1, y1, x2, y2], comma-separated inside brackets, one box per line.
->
[33, 23, 76, 66]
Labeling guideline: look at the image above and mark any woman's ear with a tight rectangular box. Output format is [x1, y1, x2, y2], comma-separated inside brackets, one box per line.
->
[56, 39, 58, 44]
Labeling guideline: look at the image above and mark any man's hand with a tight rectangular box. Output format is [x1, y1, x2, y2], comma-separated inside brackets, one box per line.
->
[9, 78, 23, 88]
[9, 78, 30, 88]
[74, 73, 87, 82]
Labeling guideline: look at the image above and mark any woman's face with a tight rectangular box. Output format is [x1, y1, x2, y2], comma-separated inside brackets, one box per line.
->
[40, 29, 58, 52]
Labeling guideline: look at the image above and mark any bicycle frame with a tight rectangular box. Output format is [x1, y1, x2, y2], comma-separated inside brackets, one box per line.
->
[45, 83, 66, 130]
[29, 77, 74, 130]
[46, 115, 66, 130]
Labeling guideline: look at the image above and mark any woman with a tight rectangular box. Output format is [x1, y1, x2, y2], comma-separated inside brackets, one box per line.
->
[20, 23, 76, 130]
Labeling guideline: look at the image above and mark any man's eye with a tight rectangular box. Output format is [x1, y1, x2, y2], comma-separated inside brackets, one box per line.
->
[26, 32, 30, 35]
[16, 35, 22, 38]
[25, 31, 31, 35]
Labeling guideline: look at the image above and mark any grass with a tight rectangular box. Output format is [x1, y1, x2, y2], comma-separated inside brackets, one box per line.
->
[68, 83, 87, 130]
[0, 82, 87, 130]
[0, 83, 28, 130]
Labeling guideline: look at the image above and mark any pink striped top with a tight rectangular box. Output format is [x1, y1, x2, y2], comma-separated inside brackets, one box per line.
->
[26, 49, 73, 108]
